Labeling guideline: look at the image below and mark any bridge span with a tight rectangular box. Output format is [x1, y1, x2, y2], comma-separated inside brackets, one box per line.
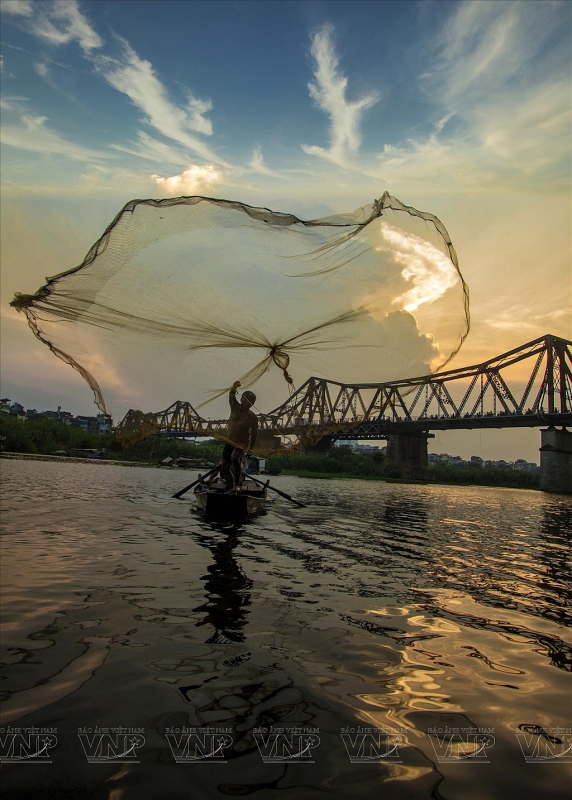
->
[118, 334, 572, 493]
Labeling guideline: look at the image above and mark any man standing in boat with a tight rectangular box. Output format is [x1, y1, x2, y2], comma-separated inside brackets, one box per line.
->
[221, 381, 258, 492]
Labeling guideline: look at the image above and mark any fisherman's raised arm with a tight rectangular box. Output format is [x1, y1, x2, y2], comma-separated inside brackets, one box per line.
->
[229, 380, 241, 410]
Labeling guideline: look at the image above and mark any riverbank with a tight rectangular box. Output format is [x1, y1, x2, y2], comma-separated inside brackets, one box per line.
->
[269, 451, 540, 490]
[0, 417, 540, 490]
[0, 451, 540, 490]
[279, 467, 539, 489]
[0, 451, 155, 467]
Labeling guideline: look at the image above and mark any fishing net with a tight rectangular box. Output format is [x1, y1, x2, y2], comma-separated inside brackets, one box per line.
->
[11, 192, 469, 452]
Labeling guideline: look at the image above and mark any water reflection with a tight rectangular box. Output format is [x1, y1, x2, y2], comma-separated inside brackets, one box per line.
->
[2, 461, 571, 800]
[193, 529, 253, 643]
[383, 493, 429, 535]
[538, 502, 572, 626]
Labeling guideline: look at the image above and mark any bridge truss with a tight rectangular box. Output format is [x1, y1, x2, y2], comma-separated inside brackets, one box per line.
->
[116, 334, 572, 446]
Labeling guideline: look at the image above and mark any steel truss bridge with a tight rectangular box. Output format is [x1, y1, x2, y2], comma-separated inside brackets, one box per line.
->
[120, 334, 572, 444]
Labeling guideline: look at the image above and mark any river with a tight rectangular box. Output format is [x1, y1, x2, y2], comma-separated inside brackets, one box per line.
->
[1, 459, 570, 799]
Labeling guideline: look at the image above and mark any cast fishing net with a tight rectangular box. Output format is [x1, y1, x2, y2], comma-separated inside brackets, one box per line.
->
[11, 192, 469, 451]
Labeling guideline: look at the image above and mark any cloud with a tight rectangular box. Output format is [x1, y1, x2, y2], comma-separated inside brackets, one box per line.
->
[376, 1, 571, 191]
[33, 60, 60, 92]
[302, 25, 379, 166]
[3, 0, 102, 53]
[0, 107, 111, 161]
[375, 222, 459, 313]
[96, 39, 225, 165]
[3, 1, 224, 166]
[111, 131, 191, 167]
[428, 1, 523, 103]
[248, 145, 288, 179]
[152, 164, 225, 196]
[0, 0, 34, 16]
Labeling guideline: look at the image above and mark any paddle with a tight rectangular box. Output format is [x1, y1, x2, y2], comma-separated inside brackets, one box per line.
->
[248, 474, 307, 508]
[172, 464, 220, 499]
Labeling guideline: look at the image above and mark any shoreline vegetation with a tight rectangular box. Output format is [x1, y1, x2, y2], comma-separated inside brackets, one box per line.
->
[0, 416, 540, 490]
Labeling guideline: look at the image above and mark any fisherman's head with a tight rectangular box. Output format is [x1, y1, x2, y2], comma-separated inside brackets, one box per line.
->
[241, 390, 256, 409]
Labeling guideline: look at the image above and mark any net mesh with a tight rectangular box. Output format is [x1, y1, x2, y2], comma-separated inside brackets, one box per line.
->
[11, 191, 469, 451]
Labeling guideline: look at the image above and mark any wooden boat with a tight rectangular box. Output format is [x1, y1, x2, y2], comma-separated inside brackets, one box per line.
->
[193, 477, 268, 521]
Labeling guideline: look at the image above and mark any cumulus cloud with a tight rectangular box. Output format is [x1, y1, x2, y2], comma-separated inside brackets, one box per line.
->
[302, 25, 379, 166]
[359, 222, 459, 319]
[380, 223, 459, 313]
[96, 39, 225, 165]
[152, 164, 224, 196]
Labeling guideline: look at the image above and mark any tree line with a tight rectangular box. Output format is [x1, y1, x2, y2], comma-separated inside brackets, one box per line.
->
[1, 416, 539, 489]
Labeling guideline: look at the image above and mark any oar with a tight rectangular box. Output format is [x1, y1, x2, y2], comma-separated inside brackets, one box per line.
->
[172, 464, 220, 499]
[248, 474, 307, 508]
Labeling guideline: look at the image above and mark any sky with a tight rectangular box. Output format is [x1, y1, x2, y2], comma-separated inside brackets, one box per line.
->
[1, 0, 570, 462]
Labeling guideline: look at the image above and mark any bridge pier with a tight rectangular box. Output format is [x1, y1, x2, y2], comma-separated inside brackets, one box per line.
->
[304, 435, 336, 454]
[386, 431, 434, 478]
[539, 428, 572, 494]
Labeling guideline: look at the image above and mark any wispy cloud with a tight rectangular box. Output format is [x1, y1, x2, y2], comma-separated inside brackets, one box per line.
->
[0, 105, 110, 162]
[2, 0, 102, 53]
[248, 145, 288, 179]
[152, 164, 225, 196]
[96, 38, 226, 165]
[33, 60, 81, 104]
[375, 1, 571, 190]
[111, 131, 191, 167]
[302, 25, 379, 166]
[3, 2, 227, 168]
[0, 1, 34, 17]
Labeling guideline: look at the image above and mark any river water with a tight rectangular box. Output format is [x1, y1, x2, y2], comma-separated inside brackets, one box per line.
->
[0, 459, 570, 799]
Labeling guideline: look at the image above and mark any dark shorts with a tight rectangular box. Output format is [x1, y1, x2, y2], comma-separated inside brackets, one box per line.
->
[222, 443, 244, 461]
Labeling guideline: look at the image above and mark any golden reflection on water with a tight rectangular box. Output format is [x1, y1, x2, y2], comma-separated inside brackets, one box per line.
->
[1, 460, 571, 799]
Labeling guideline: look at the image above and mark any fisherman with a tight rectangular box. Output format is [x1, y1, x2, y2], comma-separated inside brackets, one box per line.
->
[220, 381, 258, 492]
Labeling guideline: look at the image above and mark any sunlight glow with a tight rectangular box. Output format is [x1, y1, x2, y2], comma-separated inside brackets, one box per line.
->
[379, 222, 459, 313]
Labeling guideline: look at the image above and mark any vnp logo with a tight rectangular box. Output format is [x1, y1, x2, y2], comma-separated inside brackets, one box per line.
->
[254, 727, 320, 763]
[0, 727, 57, 764]
[340, 727, 406, 763]
[428, 727, 495, 763]
[165, 727, 233, 763]
[78, 727, 145, 763]
[516, 725, 572, 763]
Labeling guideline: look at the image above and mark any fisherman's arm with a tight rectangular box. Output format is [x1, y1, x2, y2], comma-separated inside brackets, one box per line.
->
[229, 380, 241, 411]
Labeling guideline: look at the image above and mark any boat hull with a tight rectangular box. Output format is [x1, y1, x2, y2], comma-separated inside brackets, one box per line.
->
[194, 481, 266, 521]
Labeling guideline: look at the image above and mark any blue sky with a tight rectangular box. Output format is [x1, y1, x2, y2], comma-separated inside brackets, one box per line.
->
[1, 0, 570, 461]
[2, 0, 568, 196]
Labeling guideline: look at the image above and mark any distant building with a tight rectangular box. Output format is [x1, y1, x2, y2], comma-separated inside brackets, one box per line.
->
[354, 444, 381, 453]
[335, 439, 356, 450]
[3, 397, 112, 435]
[9, 402, 25, 418]
[96, 414, 112, 435]
[513, 459, 539, 472]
